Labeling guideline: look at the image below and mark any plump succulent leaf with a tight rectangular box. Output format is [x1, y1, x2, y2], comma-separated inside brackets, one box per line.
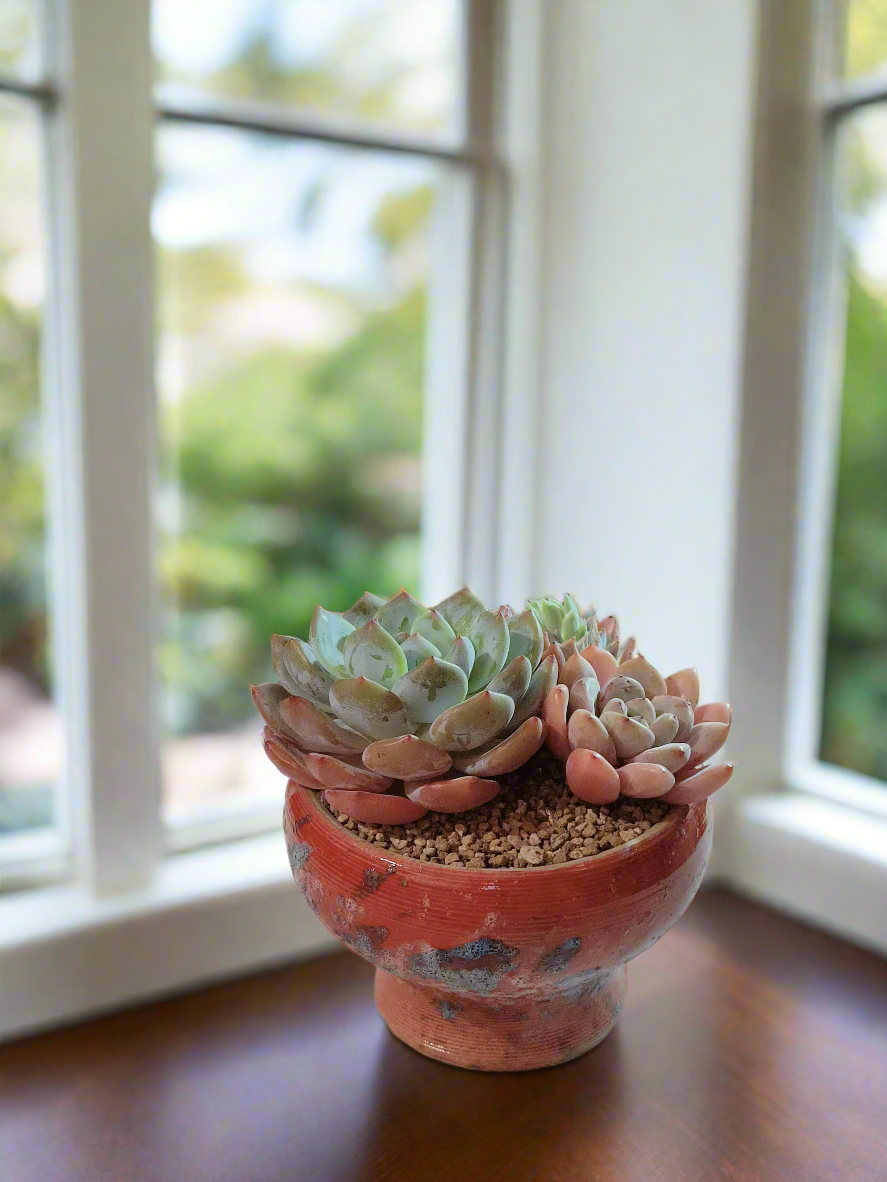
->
[342, 592, 387, 626]
[560, 593, 584, 642]
[342, 619, 408, 688]
[568, 674, 600, 715]
[626, 696, 656, 726]
[529, 594, 587, 644]
[373, 589, 426, 638]
[412, 608, 457, 653]
[650, 695, 694, 743]
[309, 606, 355, 678]
[505, 610, 544, 668]
[580, 644, 619, 686]
[400, 632, 442, 670]
[566, 748, 620, 804]
[392, 657, 469, 724]
[600, 675, 645, 708]
[508, 652, 559, 731]
[452, 717, 545, 776]
[304, 753, 393, 793]
[616, 763, 674, 798]
[278, 695, 369, 755]
[487, 655, 532, 704]
[601, 713, 655, 760]
[665, 666, 700, 709]
[328, 677, 416, 740]
[617, 656, 667, 699]
[251, 682, 293, 737]
[528, 596, 565, 637]
[630, 743, 690, 774]
[362, 734, 453, 781]
[650, 712, 680, 745]
[433, 587, 486, 636]
[567, 709, 617, 763]
[323, 789, 428, 825]
[270, 635, 334, 710]
[542, 683, 571, 760]
[443, 635, 475, 678]
[406, 776, 500, 813]
[661, 761, 734, 804]
[560, 651, 596, 690]
[467, 609, 510, 693]
[428, 689, 515, 752]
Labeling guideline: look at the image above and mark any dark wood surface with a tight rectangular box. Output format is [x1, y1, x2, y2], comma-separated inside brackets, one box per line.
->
[2, 888, 886, 1182]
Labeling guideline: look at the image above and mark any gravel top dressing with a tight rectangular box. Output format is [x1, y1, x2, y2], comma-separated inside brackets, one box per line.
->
[324, 752, 670, 868]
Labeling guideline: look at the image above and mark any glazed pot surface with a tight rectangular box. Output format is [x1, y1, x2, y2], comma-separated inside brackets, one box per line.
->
[284, 783, 712, 1071]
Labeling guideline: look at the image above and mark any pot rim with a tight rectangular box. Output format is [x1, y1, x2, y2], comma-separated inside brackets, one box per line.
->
[289, 780, 694, 879]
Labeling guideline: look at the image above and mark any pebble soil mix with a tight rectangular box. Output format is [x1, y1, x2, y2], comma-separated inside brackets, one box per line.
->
[324, 752, 671, 869]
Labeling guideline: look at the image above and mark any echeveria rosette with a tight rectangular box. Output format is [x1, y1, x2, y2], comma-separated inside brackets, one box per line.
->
[529, 596, 734, 806]
[252, 588, 555, 823]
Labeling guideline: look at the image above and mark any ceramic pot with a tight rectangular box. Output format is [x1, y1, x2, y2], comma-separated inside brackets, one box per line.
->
[284, 781, 712, 1072]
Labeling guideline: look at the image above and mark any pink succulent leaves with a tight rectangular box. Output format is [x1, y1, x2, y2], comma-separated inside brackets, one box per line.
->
[525, 595, 733, 806]
[254, 591, 734, 823]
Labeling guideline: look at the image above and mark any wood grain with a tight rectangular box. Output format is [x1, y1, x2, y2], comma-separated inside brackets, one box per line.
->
[2, 889, 886, 1182]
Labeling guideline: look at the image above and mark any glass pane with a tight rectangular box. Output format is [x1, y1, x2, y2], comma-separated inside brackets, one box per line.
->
[0, 0, 38, 79]
[152, 0, 462, 140]
[820, 105, 887, 783]
[839, 0, 887, 78]
[0, 97, 60, 836]
[154, 123, 436, 823]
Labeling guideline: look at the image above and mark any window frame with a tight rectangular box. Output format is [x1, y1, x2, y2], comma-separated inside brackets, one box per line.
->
[0, 0, 544, 1037]
[720, 0, 887, 954]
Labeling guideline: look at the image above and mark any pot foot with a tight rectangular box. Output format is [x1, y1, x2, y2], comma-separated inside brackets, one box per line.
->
[374, 964, 627, 1072]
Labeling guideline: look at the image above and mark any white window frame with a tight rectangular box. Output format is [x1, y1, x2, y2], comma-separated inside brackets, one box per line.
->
[719, 0, 887, 954]
[0, 0, 543, 1039]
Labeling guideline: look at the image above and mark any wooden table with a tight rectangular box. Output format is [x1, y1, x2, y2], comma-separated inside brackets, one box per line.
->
[2, 889, 886, 1182]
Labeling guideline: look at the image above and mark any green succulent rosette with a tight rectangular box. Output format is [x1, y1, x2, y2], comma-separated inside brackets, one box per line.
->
[252, 588, 557, 822]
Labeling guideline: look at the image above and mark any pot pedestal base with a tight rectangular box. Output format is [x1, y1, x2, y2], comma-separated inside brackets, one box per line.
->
[374, 965, 627, 1072]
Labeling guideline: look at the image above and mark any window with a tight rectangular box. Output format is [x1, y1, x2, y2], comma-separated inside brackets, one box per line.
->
[720, 0, 887, 954]
[781, 0, 887, 815]
[819, 4, 887, 790]
[0, 5, 64, 872]
[151, 0, 465, 836]
[0, 0, 507, 897]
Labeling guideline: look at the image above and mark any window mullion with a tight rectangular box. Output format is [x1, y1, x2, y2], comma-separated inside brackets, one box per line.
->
[459, 0, 506, 604]
[51, 0, 160, 892]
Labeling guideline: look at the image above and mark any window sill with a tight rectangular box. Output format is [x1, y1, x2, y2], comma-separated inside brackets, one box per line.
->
[0, 831, 335, 1042]
[722, 791, 887, 957]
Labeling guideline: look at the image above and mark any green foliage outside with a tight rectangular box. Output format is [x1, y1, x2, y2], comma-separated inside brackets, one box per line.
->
[820, 275, 887, 780]
[158, 234, 426, 736]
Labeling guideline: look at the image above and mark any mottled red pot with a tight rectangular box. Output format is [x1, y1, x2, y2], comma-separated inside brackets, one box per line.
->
[284, 782, 712, 1072]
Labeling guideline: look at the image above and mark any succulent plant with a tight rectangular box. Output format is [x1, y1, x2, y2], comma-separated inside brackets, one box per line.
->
[529, 594, 636, 667]
[532, 597, 734, 805]
[252, 588, 557, 823]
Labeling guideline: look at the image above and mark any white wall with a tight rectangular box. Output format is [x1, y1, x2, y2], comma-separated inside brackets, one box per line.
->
[531, 0, 758, 700]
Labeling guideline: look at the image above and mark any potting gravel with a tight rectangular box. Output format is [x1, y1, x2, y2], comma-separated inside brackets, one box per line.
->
[325, 752, 670, 869]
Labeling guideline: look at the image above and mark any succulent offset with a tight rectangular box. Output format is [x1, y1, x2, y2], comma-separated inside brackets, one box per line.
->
[528, 596, 734, 807]
[252, 588, 556, 823]
[253, 588, 734, 825]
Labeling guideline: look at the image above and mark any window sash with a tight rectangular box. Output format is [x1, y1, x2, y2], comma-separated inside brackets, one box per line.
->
[787, 2, 887, 811]
[728, 0, 887, 814]
[1, 0, 523, 887]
